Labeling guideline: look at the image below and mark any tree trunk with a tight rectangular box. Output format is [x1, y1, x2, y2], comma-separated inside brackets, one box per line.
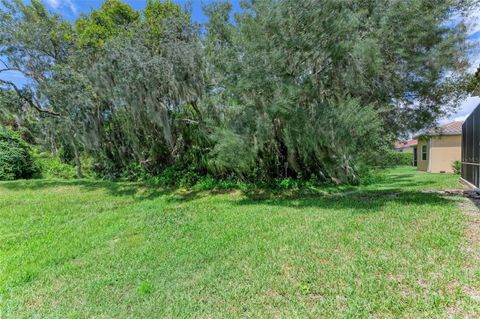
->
[72, 143, 83, 179]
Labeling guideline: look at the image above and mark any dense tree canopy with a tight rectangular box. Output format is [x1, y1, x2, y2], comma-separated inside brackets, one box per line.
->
[75, 0, 139, 49]
[0, 0, 476, 182]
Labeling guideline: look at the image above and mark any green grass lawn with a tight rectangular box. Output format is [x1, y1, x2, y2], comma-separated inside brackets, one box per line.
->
[1, 167, 479, 318]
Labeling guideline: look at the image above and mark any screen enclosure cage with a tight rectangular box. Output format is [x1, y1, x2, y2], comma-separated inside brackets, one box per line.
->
[462, 103, 480, 187]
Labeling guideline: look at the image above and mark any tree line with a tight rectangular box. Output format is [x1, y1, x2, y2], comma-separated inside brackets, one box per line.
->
[0, 0, 475, 183]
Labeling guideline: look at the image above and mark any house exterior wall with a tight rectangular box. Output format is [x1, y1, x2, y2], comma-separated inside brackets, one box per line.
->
[416, 139, 429, 172]
[415, 135, 461, 173]
[429, 135, 461, 173]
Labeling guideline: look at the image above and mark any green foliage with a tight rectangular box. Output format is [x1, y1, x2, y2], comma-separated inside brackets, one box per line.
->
[0, 90, 21, 127]
[75, 0, 139, 49]
[120, 163, 147, 181]
[208, 129, 256, 178]
[0, 89, 39, 144]
[203, 0, 471, 183]
[143, 0, 185, 44]
[0, 0, 475, 184]
[148, 165, 201, 188]
[58, 143, 75, 164]
[35, 151, 94, 179]
[452, 160, 462, 174]
[379, 151, 414, 168]
[90, 159, 119, 180]
[0, 127, 39, 180]
[149, 168, 334, 192]
[191, 176, 248, 191]
[36, 152, 76, 179]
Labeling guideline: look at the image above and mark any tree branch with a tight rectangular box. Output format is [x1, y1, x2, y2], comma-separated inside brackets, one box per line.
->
[179, 118, 199, 124]
[0, 79, 60, 116]
[0, 67, 23, 73]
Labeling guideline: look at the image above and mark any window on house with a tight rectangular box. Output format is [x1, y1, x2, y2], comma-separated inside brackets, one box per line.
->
[421, 145, 427, 161]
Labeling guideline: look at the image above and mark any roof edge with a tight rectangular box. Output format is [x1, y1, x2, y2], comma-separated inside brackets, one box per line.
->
[413, 132, 462, 139]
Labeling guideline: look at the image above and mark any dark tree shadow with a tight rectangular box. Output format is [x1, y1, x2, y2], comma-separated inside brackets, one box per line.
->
[0, 179, 172, 201]
[235, 188, 457, 214]
[0, 169, 462, 210]
[362, 174, 436, 190]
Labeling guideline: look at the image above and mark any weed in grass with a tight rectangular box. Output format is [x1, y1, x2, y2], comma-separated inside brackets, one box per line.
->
[138, 281, 154, 295]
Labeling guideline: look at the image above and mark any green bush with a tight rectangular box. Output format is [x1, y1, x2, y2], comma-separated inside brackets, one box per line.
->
[0, 127, 40, 180]
[120, 163, 149, 181]
[380, 151, 414, 167]
[149, 166, 201, 187]
[35, 152, 77, 179]
[452, 160, 461, 175]
[193, 176, 248, 191]
[35, 151, 94, 179]
[58, 143, 75, 164]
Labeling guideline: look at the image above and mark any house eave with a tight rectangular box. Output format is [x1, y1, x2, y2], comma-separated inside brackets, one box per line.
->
[413, 132, 461, 139]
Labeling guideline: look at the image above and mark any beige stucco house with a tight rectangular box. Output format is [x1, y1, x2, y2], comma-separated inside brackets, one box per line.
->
[413, 121, 463, 173]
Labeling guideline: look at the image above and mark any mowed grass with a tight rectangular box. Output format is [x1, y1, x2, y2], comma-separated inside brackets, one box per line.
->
[1, 167, 479, 318]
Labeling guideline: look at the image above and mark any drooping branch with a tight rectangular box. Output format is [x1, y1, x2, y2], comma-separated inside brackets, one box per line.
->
[0, 78, 60, 116]
[0, 67, 23, 73]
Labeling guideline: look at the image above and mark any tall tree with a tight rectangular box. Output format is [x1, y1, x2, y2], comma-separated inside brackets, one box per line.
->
[74, 0, 139, 50]
[204, 0, 474, 182]
[67, 0, 206, 176]
[0, 0, 475, 183]
[0, 0, 71, 116]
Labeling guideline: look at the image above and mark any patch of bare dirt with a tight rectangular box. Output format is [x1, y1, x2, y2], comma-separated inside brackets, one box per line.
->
[421, 189, 465, 196]
[357, 192, 400, 201]
[448, 194, 480, 318]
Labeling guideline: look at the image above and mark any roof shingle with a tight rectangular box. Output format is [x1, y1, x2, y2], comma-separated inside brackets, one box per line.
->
[418, 121, 464, 137]
[394, 139, 417, 149]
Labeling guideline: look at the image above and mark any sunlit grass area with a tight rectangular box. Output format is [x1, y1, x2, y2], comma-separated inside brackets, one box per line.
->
[1, 167, 479, 318]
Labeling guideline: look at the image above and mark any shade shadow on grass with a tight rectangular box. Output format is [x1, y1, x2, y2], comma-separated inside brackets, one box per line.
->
[0, 179, 170, 201]
[363, 175, 437, 190]
[0, 168, 459, 210]
[234, 189, 456, 214]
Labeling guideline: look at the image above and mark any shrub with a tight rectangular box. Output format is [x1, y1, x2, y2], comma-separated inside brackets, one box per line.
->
[380, 151, 414, 167]
[58, 142, 75, 164]
[193, 176, 248, 191]
[278, 178, 298, 190]
[121, 163, 149, 181]
[0, 127, 40, 180]
[35, 151, 94, 179]
[35, 151, 77, 179]
[452, 160, 461, 175]
[149, 166, 201, 187]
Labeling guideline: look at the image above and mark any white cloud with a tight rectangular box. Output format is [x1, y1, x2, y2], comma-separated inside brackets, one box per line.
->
[440, 8, 480, 123]
[44, 0, 77, 14]
[441, 96, 480, 124]
[45, 0, 61, 9]
[67, 0, 78, 14]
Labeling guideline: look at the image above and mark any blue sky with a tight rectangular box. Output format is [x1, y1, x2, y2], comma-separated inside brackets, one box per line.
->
[40, 0, 241, 22]
[2, 0, 480, 124]
[2, 0, 241, 86]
